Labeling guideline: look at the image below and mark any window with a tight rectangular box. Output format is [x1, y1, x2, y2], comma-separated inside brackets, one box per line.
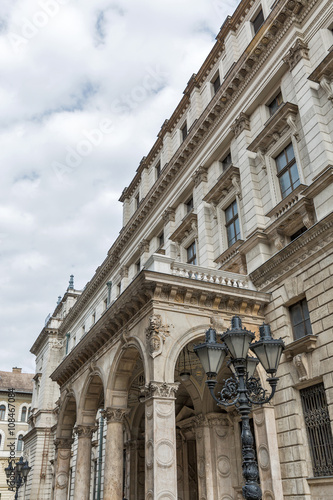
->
[17, 434, 23, 452]
[185, 197, 194, 213]
[275, 143, 300, 199]
[225, 200, 241, 247]
[0, 405, 5, 420]
[252, 9, 264, 34]
[268, 92, 283, 116]
[290, 226, 307, 241]
[21, 406, 27, 422]
[181, 122, 188, 142]
[186, 241, 197, 265]
[92, 312, 96, 325]
[158, 231, 164, 248]
[212, 73, 221, 94]
[155, 162, 161, 179]
[135, 194, 140, 210]
[289, 298, 312, 341]
[117, 283, 121, 296]
[28, 407, 31, 419]
[136, 260, 141, 274]
[221, 152, 232, 172]
[300, 383, 333, 477]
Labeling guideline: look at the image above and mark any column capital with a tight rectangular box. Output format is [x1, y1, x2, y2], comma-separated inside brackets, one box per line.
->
[144, 381, 179, 400]
[54, 437, 74, 450]
[74, 424, 97, 438]
[101, 407, 130, 423]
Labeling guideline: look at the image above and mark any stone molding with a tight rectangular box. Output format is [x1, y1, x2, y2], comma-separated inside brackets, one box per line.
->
[119, 266, 129, 279]
[74, 425, 97, 438]
[203, 166, 241, 206]
[283, 38, 309, 71]
[308, 50, 333, 102]
[250, 212, 333, 290]
[145, 314, 170, 358]
[54, 438, 74, 450]
[139, 239, 150, 255]
[192, 166, 208, 187]
[169, 212, 198, 244]
[101, 407, 130, 423]
[56, 0, 313, 344]
[144, 381, 179, 400]
[162, 207, 176, 223]
[231, 112, 250, 138]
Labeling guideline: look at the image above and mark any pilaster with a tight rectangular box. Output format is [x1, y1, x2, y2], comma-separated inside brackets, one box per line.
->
[144, 382, 179, 500]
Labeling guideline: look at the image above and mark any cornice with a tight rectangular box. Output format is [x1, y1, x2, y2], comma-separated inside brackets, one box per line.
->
[247, 102, 299, 153]
[53, 0, 317, 339]
[51, 270, 270, 386]
[302, 165, 333, 199]
[30, 328, 59, 355]
[250, 212, 333, 290]
[169, 212, 198, 243]
[203, 166, 240, 205]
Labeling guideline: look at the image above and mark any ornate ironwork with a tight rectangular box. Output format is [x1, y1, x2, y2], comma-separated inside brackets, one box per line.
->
[300, 383, 333, 477]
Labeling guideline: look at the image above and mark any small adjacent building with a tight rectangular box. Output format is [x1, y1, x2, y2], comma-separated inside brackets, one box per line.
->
[0, 368, 33, 500]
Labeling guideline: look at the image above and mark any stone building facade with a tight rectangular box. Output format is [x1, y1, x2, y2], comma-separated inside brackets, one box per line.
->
[0, 368, 33, 500]
[24, 0, 333, 498]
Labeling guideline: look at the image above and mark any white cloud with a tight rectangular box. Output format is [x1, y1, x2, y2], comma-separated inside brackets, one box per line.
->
[0, 0, 239, 373]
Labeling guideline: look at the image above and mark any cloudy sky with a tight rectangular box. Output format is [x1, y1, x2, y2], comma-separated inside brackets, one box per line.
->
[0, 0, 239, 374]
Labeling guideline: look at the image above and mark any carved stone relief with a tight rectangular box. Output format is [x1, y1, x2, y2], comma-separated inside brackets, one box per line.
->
[145, 314, 170, 358]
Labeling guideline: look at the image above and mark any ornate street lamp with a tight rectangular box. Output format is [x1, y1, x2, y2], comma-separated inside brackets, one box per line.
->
[194, 316, 284, 500]
[5, 456, 31, 500]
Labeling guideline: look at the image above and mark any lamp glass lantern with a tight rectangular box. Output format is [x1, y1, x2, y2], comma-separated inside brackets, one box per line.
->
[221, 316, 254, 360]
[193, 327, 227, 377]
[250, 323, 284, 375]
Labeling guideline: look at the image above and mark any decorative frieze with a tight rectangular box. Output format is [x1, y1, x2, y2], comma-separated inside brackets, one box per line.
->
[283, 38, 309, 71]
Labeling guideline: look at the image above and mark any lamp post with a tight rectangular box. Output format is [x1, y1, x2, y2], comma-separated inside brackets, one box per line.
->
[5, 456, 31, 500]
[193, 316, 284, 500]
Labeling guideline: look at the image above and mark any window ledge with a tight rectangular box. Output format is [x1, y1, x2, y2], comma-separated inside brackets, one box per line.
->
[247, 102, 299, 153]
[307, 476, 333, 485]
[284, 334, 317, 361]
[203, 166, 240, 205]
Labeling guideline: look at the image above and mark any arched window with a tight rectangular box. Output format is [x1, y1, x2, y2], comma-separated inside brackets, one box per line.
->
[21, 406, 27, 422]
[0, 405, 5, 420]
[17, 434, 24, 452]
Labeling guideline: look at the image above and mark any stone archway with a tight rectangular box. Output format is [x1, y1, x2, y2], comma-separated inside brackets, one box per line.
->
[53, 392, 77, 500]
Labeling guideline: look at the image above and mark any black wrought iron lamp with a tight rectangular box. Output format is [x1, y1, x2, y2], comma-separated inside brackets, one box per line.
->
[5, 456, 31, 500]
[194, 316, 284, 500]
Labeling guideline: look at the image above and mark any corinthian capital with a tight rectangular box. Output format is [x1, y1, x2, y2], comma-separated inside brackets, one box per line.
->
[54, 438, 74, 450]
[74, 425, 97, 438]
[144, 381, 179, 399]
[101, 407, 130, 423]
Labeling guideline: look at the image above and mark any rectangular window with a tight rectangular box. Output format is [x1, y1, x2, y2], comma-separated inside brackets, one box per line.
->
[252, 9, 264, 34]
[275, 143, 300, 199]
[221, 152, 232, 172]
[158, 231, 164, 247]
[289, 298, 312, 340]
[225, 200, 241, 247]
[156, 161, 161, 179]
[300, 383, 333, 477]
[186, 197, 194, 213]
[135, 193, 140, 210]
[212, 73, 221, 94]
[92, 312, 96, 324]
[117, 283, 121, 296]
[136, 260, 140, 274]
[181, 122, 188, 142]
[186, 241, 197, 265]
[268, 92, 283, 116]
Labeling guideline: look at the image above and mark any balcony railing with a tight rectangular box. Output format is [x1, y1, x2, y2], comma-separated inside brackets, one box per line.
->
[144, 254, 254, 290]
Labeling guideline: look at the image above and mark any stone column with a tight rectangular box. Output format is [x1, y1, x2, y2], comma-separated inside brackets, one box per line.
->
[73, 425, 96, 500]
[102, 408, 129, 500]
[193, 415, 216, 500]
[144, 381, 179, 500]
[53, 438, 73, 500]
[127, 439, 139, 500]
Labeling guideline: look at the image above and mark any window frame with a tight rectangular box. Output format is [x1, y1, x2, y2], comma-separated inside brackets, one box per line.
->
[0, 404, 6, 420]
[17, 434, 24, 452]
[275, 142, 300, 199]
[185, 197, 194, 214]
[21, 406, 27, 423]
[186, 241, 197, 265]
[289, 298, 313, 341]
[181, 122, 188, 142]
[267, 91, 284, 117]
[212, 72, 221, 95]
[155, 161, 161, 179]
[221, 151, 232, 172]
[225, 199, 241, 248]
[252, 8, 264, 35]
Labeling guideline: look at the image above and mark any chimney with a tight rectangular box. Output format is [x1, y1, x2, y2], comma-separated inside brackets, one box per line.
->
[12, 367, 22, 373]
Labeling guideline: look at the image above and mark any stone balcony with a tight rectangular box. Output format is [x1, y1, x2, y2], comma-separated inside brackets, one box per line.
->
[143, 253, 255, 290]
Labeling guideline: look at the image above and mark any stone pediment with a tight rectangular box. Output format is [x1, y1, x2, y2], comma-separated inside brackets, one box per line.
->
[247, 102, 299, 153]
[169, 212, 198, 243]
[203, 166, 241, 205]
[308, 48, 333, 101]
